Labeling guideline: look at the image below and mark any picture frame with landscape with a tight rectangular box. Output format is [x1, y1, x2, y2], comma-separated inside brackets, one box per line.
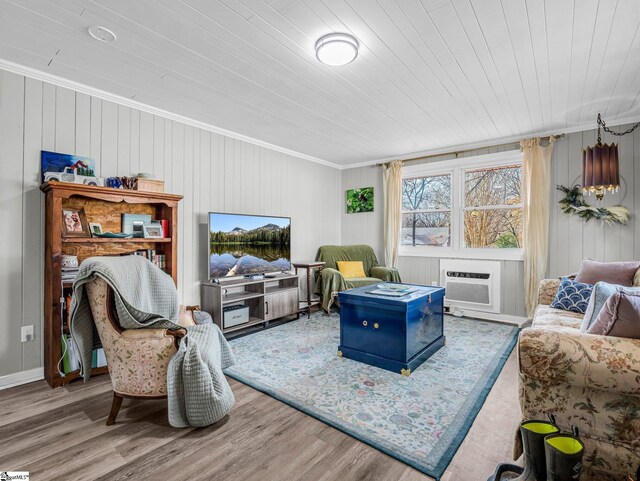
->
[143, 224, 164, 239]
[88, 223, 103, 237]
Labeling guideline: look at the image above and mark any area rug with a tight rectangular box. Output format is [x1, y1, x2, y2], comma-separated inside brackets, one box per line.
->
[224, 312, 519, 480]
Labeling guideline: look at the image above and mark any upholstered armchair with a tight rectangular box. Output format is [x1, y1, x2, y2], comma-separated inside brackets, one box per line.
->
[516, 278, 640, 480]
[314, 244, 401, 311]
[85, 277, 195, 425]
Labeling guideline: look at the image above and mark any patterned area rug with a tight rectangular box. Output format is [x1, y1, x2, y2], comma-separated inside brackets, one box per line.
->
[225, 312, 518, 480]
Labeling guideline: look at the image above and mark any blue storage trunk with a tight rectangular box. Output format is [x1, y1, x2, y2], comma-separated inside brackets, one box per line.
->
[337, 283, 445, 376]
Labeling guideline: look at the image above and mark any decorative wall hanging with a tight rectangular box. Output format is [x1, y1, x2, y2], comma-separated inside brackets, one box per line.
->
[557, 185, 630, 225]
[41, 150, 104, 186]
[582, 113, 640, 200]
[346, 187, 374, 213]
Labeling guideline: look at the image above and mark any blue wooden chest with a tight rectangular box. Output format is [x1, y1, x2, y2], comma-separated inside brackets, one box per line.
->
[337, 283, 445, 376]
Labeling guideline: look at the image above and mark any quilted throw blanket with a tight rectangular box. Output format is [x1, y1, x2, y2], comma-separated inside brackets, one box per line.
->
[167, 323, 235, 427]
[69, 256, 235, 427]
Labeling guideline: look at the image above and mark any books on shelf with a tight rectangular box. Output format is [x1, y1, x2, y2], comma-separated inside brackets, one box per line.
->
[61, 335, 107, 374]
[61, 334, 80, 373]
[128, 249, 167, 271]
[92, 348, 107, 369]
[62, 293, 72, 332]
[61, 267, 79, 282]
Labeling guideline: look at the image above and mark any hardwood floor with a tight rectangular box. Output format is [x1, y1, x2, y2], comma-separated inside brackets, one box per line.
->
[0, 352, 521, 481]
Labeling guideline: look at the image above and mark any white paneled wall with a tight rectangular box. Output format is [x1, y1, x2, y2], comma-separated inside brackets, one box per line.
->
[341, 143, 526, 318]
[342, 129, 640, 319]
[0, 69, 341, 378]
[548, 126, 640, 275]
[341, 165, 384, 257]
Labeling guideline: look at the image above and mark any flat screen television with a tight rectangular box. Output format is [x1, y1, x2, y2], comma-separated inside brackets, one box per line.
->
[208, 212, 291, 279]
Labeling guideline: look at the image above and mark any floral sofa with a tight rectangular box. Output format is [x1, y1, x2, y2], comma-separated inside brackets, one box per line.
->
[517, 278, 640, 480]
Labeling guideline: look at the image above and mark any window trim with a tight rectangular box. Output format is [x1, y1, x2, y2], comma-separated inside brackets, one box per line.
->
[399, 150, 524, 261]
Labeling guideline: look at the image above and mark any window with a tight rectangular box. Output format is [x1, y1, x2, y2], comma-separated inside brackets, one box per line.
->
[400, 151, 524, 260]
[401, 174, 451, 246]
[464, 165, 522, 248]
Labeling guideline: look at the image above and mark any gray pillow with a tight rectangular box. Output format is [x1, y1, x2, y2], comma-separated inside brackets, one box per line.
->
[587, 290, 640, 339]
[581, 282, 620, 332]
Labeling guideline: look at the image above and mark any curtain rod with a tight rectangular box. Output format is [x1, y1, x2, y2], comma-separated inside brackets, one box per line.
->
[376, 134, 565, 167]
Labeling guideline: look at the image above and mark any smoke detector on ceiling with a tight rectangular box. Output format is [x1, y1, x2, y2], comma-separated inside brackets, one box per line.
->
[88, 26, 117, 42]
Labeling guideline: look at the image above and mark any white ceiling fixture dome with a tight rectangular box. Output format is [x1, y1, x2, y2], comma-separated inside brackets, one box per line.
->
[315, 33, 359, 66]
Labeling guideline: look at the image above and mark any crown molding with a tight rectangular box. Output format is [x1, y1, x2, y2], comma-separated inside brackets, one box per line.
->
[0, 58, 342, 170]
[344, 114, 640, 170]
[4, 58, 639, 172]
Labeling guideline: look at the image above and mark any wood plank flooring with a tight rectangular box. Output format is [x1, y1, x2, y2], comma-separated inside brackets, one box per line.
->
[0, 352, 521, 480]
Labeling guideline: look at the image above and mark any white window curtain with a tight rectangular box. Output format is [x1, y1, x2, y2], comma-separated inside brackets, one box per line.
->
[383, 160, 403, 268]
[521, 137, 557, 318]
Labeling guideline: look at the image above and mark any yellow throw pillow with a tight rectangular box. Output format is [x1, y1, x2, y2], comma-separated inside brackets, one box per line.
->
[634, 267, 640, 287]
[337, 261, 366, 279]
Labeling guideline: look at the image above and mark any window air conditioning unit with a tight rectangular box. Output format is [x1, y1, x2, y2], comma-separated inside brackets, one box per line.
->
[440, 259, 501, 315]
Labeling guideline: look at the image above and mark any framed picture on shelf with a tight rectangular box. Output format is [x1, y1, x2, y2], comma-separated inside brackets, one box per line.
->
[88, 223, 103, 237]
[143, 224, 164, 239]
[62, 208, 89, 237]
[122, 213, 152, 238]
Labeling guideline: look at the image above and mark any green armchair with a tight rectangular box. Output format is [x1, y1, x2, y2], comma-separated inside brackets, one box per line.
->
[314, 245, 401, 311]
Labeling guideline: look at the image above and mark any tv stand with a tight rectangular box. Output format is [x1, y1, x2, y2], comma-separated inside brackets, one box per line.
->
[201, 273, 299, 334]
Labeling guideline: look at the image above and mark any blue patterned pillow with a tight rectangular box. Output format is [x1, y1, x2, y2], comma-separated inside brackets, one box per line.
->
[550, 277, 593, 314]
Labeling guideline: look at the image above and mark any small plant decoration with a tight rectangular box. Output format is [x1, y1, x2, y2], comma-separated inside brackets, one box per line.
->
[557, 185, 630, 225]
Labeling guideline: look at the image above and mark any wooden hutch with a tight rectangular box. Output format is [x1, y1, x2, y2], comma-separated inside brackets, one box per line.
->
[41, 182, 182, 388]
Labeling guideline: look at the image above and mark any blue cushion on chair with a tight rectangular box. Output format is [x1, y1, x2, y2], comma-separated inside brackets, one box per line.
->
[550, 277, 593, 314]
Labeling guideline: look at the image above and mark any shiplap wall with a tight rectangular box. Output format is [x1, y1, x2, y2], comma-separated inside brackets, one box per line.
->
[548, 124, 640, 275]
[0, 68, 341, 378]
[342, 126, 640, 319]
[341, 142, 525, 318]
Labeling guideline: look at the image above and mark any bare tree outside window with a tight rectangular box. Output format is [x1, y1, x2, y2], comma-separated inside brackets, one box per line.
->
[400, 162, 523, 251]
[401, 174, 451, 246]
[464, 166, 522, 248]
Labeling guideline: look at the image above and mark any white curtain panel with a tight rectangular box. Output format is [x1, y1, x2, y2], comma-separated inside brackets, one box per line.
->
[383, 160, 403, 268]
[522, 137, 557, 318]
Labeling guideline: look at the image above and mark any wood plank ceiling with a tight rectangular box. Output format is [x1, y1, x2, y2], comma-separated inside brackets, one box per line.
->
[0, 0, 639, 166]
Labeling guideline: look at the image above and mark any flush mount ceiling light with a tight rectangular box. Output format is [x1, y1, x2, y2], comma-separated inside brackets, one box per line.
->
[88, 26, 117, 42]
[315, 33, 359, 66]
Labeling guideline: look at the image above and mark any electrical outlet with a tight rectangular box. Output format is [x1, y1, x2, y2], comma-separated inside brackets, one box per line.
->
[431, 281, 438, 286]
[21, 325, 34, 342]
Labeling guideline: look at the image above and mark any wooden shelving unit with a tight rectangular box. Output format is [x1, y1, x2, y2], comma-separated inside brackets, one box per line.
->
[201, 274, 299, 334]
[41, 181, 183, 388]
[62, 237, 172, 243]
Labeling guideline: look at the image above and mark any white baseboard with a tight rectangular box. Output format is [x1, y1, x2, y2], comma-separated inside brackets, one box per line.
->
[449, 309, 528, 326]
[0, 367, 44, 390]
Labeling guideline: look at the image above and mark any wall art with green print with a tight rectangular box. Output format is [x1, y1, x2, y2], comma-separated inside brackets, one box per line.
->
[346, 187, 374, 214]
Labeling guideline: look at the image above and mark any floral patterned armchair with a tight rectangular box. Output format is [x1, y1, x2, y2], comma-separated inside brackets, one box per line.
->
[85, 277, 195, 425]
[516, 278, 640, 480]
